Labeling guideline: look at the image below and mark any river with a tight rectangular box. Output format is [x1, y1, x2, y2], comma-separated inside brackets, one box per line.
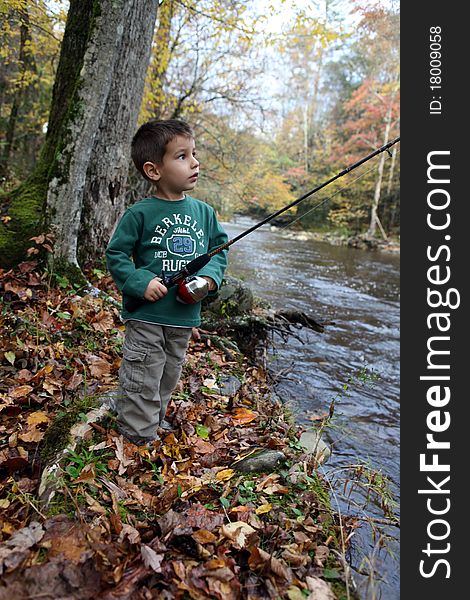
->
[222, 216, 400, 600]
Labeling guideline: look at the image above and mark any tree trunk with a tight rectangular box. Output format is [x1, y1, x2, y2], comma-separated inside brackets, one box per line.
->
[79, 1, 158, 265]
[367, 101, 393, 239]
[0, 0, 158, 271]
[0, 0, 97, 267]
[0, 6, 36, 180]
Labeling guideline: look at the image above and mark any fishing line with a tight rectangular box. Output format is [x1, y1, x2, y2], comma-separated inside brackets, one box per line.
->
[277, 156, 392, 231]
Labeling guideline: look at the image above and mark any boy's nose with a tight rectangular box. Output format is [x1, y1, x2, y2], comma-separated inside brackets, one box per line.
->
[191, 155, 199, 168]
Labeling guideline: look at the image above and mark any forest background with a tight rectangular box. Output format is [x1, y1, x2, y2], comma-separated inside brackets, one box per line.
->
[0, 0, 399, 274]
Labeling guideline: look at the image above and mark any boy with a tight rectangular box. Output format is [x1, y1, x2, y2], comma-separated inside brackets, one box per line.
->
[106, 119, 228, 445]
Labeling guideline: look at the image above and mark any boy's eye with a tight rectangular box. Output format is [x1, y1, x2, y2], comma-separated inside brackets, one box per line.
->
[177, 154, 185, 160]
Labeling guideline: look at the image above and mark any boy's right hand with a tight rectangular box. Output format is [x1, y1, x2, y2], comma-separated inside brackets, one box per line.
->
[143, 277, 168, 302]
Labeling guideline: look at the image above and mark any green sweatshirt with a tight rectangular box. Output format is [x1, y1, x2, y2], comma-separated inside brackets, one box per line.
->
[106, 195, 228, 327]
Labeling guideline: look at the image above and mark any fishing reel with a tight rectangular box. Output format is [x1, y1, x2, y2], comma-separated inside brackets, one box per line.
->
[176, 275, 209, 304]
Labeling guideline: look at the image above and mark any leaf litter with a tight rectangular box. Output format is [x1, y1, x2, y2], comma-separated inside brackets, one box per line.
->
[0, 259, 360, 599]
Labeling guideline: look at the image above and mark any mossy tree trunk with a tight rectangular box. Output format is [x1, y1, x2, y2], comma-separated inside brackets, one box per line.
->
[0, 0, 158, 271]
[79, 1, 157, 266]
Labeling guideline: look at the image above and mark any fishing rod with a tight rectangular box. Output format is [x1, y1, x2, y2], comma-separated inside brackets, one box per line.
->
[125, 136, 400, 311]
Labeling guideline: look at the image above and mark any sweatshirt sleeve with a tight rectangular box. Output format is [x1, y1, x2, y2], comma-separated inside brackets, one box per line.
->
[197, 208, 229, 291]
[105, 210, 156, 299]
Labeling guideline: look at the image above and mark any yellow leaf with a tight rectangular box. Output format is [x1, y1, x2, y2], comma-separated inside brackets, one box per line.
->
[255, 503, 273, 515]
[215, 468, 235, 481]
[26, 411, 50, 426]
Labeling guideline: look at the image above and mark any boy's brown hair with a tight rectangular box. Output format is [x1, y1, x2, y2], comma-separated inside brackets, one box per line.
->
[131, 119, 194, 180]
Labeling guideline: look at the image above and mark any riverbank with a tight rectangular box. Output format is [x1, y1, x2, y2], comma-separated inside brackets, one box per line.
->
[0, 260, 359, 599]
[271, 227, 400, 254]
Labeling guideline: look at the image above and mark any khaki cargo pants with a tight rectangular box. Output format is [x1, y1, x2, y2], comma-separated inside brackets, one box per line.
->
[116, 320, 192, 439]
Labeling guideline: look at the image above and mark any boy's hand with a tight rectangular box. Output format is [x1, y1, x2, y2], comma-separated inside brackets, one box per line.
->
[201, 276, 217, 292]
[144, 277, 168, 302]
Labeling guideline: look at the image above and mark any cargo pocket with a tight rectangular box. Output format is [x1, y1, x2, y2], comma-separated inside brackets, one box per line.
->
[120, 346, 147, 393]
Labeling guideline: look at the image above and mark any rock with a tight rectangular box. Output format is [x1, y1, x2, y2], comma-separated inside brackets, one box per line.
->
[214, 375, 242, 397]
[299, 429, 331, 464]
[347, 235, 379, 250]
[231, 449, 286, 473]
[202, 275, 254, 317]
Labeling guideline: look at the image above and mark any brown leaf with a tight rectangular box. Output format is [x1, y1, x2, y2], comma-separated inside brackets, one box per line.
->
[86, 353, 112, 378]
[9, 385, 34, 399]
[193, 438, 216, 454]
[118, 524, 141, 545]
[313, 545, 330, 567]
[248, 547, 292, 581]
[0, 448, 28, 474]
[215, 468, 235, 481]
[192, 529, 217, 544]
[185, 504, 224, 531]
[231, 407, 258, 425]
[40, 517, 91, 563]
[65, 372, 84, 390]
[18, 411, 50, 443]
[91, 310, 115, 333]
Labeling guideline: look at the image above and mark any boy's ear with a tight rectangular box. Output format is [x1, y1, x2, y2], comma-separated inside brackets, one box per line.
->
[143, 161, 160, 182]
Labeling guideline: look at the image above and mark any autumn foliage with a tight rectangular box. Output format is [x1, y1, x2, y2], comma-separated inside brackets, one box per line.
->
[0, 250, 356, 599]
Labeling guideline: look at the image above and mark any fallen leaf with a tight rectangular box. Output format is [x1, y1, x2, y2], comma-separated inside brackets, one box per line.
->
[313, 545, 330, 567]
[185, 504, 224, 531]
[262, 483, 290, 495]
[114, 435, 134, 475]
[41, 517, 91, 563]
[215, 468, 235, 481]
[255, 503, 273, 515]
[248, 546, 292, 581]
[221, 522, 256, 549]
[192, 529, 217, 544]
[231, 407, 258, 425]
[9, 385, 33, 399]
[91, 310, 115, 333]
[86, 353, 112, 378]
[18, 411, 50, 443]
[4, 352, 16, 365]
[141, 545, 164, 573]
[193, 438, 216, 454]
[84, 491, 107, 515]
[26, 411, 50, 426]
[118, 524, 141, 544]
[5, 521, 44, 549]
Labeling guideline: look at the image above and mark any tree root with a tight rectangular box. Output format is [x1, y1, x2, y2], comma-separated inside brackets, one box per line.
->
[200, 308, 331, 360]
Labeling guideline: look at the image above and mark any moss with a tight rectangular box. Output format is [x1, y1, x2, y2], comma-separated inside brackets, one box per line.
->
[0, 174, 48, 266]
[52, 257, 89, 287]
[40, 395, 100, 466]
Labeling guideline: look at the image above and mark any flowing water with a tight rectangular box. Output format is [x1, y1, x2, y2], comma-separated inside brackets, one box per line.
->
[222, 216, 400, 600]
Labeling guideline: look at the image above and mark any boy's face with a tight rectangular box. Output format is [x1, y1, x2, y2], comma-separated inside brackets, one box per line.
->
[143, 135, 199, 200]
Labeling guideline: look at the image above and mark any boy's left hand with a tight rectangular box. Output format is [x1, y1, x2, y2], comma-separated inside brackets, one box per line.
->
[201, 277, 217, 292]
